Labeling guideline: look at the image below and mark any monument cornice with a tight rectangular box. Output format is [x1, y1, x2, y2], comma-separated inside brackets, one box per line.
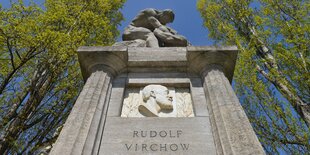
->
[77, 46, 238, 82]
[187, 46, 238, 83]
[77, 46, 128, 80]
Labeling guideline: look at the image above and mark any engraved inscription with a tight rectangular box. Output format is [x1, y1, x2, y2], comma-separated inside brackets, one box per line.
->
[124, 130, 190, 152]
[132, 130, 182, 138]
[124, 143, 190, 151]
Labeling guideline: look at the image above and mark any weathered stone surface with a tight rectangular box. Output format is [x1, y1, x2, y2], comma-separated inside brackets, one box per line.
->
[187, 46, 238, 83]
[99, 117, 216, 155]
[106, 77, 127, 117]
[128, 47, 187, 65]
[77, 46, 127, 80]
[113, 39, 147, 47]
[127, 47, 188, 73]
[202, 65, 265, 155]
[82, 74, 112, 155]
[190, 78, 210, 117]
[128, 78, 190, 87]
[175, 88, 194, 117]
[186, 46, 238, 52]
[50, 71, 112, 155]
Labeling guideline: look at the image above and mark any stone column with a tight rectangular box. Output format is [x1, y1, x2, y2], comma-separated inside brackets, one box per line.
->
[202, 64, 265, 155]
[187, 46, 264, 154]
[50, 46, 127, 155]
[50, 70, 112, 155]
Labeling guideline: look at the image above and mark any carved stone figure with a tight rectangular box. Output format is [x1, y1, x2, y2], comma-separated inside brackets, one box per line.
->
[115, 8, 189, 47]
[121, 87, 194, 117]
[138, 85, 173, 117]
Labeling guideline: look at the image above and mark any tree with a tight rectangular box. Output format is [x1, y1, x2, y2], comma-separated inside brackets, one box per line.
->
[0, 0, 125, 154]
[197, 0, 309, 154]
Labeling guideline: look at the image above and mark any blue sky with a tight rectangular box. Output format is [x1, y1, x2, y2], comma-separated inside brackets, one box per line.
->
[0, 0, 214, 46]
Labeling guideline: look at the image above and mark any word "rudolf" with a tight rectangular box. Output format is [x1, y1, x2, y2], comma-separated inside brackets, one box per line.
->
[133, 130, 182, 138]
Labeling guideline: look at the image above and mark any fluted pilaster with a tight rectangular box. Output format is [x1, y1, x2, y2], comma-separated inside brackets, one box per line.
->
[51, 46, 127, 155]
[202, 65, 264, 155]
[50, 71, 112, 155]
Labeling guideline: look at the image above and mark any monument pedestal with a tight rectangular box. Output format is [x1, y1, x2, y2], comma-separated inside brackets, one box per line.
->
[50, 46, 265, 155]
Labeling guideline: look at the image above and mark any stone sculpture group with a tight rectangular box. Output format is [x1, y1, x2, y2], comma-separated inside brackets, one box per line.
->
[114, 8, 189, 47]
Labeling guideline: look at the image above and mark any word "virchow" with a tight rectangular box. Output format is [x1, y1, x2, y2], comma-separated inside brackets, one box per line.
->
[124, 130, 190, 152]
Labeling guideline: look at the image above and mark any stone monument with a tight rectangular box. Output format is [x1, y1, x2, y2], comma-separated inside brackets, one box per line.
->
[50, 9, 265, 155]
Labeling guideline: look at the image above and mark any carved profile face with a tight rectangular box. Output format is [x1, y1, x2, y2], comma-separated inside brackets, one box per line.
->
[142, 85, 173, 109]
[159, 9, 174, 25]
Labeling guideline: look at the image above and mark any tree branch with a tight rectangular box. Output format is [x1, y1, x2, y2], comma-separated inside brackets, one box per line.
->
[7, 38, 15, 70]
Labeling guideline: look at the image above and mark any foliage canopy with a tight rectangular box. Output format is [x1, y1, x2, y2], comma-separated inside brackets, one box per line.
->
[0, 0, 125, 154]
[198, 0, 309, 154]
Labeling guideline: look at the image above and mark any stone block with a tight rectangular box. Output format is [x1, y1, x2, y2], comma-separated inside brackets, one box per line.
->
[99, 117, 216, 155]
[190, 78, 209, 117]
[107, 77, 127, 117]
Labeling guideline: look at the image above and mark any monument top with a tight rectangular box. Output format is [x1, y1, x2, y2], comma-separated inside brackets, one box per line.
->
[77, 46, 238, 82]
[114, 8, 189, 47]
